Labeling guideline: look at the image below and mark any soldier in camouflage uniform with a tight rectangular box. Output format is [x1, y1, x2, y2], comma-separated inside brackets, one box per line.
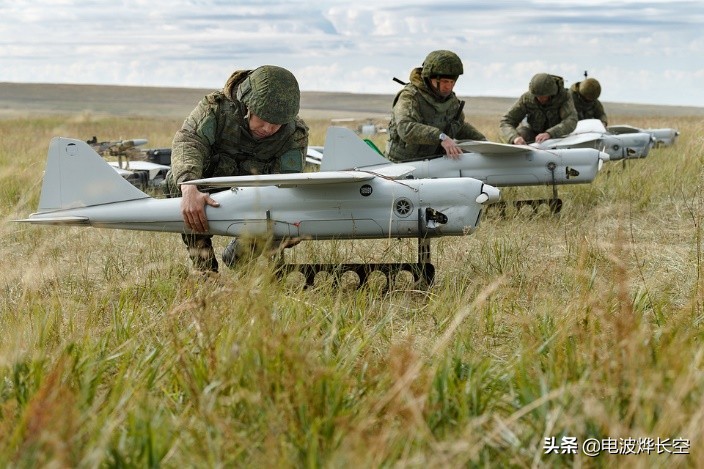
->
[386, 50, 486, 162]
[569, 77, 608, 126]
[165, 65, 309, 273]
[499, 73, 578, 145]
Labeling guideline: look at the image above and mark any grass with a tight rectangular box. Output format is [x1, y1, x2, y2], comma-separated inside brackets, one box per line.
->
[1, 112, 704, 467]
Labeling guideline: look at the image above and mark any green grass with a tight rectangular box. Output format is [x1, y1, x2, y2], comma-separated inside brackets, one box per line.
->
[1, 114, 703, 467]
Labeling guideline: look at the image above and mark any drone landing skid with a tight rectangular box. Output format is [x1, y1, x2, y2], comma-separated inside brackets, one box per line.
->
[493, 165, 563, 215]
[280, 238, 435, 290]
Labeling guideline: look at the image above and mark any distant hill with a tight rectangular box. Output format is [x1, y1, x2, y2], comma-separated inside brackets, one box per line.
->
[1, 82, 702, 120]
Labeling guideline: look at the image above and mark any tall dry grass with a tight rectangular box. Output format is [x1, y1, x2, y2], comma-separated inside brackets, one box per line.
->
[1, 113, 703, 467]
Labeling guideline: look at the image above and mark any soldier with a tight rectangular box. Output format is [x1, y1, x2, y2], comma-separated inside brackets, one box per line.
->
[570, 77, 608, 126]
[386, 50, 486, 163]
[499, 73, 578, 145]
[165, 65, 309, 273]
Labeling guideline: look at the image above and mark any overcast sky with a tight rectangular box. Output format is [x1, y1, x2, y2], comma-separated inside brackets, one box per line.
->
[2, 0, 703, 107]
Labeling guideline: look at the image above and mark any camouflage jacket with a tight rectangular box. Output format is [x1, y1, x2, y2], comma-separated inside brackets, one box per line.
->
[569, 82, 608, 126]
[166, 70, 309, 194]
[499, 76, 578, 143]
[386, 68, 486, 162]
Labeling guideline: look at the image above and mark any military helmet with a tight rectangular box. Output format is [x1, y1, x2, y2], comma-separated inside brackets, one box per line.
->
[529, 73, 558, 96]
[421, 50, 464, 79]
[579, 78, 602, 101]
[236, 65, 300, 124]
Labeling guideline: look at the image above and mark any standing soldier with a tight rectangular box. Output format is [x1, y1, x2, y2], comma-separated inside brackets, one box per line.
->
[499, 73, 578, 145]
[570, 77, 608, 126]
[165, 65, 309, 273]
[386, 50, 486, 163]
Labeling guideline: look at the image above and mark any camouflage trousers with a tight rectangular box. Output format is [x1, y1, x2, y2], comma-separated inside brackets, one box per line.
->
[182, 234, 256, 273]
[165, 177, 224, 273]
[183, 233, 219, 273]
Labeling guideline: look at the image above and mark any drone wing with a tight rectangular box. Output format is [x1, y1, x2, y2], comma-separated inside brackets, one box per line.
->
[184, 171, 375, 188]
[606, 125, 641, 135]
[458, 140, 534, 155]
[360, 164, 417, 179]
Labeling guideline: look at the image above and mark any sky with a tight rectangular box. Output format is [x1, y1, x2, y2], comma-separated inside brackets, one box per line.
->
[1, 0, 703, 107]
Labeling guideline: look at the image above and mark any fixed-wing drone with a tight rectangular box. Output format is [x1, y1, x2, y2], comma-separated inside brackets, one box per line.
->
[16, 135, 501, 286]
[607, 124, 680, 147]
[88, 137, 170, 189]
[534, 119, 655, 160]
[87, 136, 148, 159]
[314, 126, 609, 214]
[108, 160, 171, 190]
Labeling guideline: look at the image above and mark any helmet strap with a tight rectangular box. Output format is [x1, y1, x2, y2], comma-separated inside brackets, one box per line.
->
[426, 77, 451, 100]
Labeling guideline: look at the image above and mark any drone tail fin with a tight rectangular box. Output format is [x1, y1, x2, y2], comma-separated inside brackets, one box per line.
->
[320, 126, 392, 171]
[37, 137, 150, 212]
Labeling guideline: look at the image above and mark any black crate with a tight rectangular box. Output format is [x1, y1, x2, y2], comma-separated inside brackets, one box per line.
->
[144, 148, 172, 165]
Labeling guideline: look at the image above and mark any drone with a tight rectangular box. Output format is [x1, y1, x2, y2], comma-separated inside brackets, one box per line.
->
[16, 133, 501, 287]
[87, 137, 170, 190]
[607, 124, 680, 148]
[533, 119, 655, 160]
[86, 136, 148, 160]
[575, 71, 679, 149]
[310, 126, 609, 214]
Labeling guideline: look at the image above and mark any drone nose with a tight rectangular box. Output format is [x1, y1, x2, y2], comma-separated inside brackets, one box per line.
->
[476, 184, 501, 205]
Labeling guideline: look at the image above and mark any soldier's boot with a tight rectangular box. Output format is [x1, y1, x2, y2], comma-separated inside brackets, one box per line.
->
[187, 239, 219, 273]
[223, 238, 268, 268]
[222, 239, 247, 268]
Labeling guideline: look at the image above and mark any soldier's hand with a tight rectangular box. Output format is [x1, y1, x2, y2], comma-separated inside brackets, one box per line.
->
[513, 136, 527, 145]
[180, 184, 220, 233]
[441, 138, 463, 160]
[535, 132, 551, 143]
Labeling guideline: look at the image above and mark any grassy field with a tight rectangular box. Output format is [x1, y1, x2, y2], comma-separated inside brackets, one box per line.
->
[1, 87, 704, 467]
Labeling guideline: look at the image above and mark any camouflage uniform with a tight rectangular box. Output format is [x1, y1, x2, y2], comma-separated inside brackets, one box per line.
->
[165, 67, 309, 272]
[499, 74, 578, 144]
[569, 81, 608, 126]
[386, 68, 486, 162]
